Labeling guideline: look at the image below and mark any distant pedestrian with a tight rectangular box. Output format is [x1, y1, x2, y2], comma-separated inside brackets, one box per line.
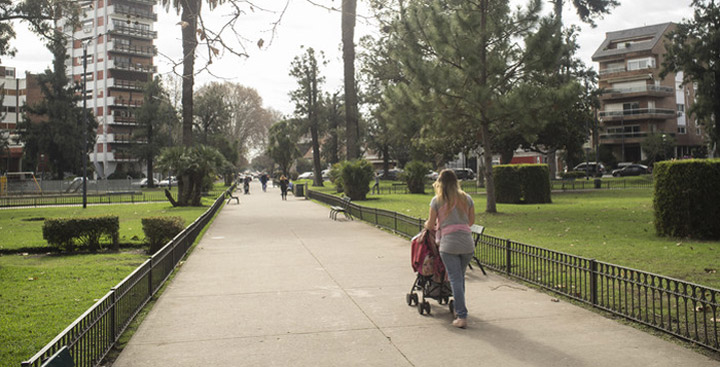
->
[243, 176, 251, 195]
[279, 175, 289, 200]
[260, 174, 268, 192]
[425, 169, 475, 329]
[372, 172, 380, 194]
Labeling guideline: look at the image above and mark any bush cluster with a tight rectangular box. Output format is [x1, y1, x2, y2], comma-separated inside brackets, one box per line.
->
[329, 161, 348, 193]
[42, 216, 119, 251]
[653, 159, 720, 239]
[403, 161, 430, 194]
[339, 159, 374, 200]
[493, 164, 551, 204]
[142, 216, 186, 254]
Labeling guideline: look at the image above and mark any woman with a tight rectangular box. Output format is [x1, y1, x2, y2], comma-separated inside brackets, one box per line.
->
[425, 169, 475, 328]
[279, 175, 289, 200]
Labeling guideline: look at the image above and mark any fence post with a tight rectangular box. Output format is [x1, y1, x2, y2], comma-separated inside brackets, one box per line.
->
[110, 289, 117, 341]
[505, 239, 512, 275]
[590, 259, 598, 305]
[148, 258, 154, 297]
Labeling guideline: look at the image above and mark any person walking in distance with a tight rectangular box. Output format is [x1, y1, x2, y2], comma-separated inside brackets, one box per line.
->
[424, 169, 475, 328]
[243, 175, 251, 195]
[372, 172, 380, 194]
[260, 173, 268, 192]
[279, 175, 289, 201]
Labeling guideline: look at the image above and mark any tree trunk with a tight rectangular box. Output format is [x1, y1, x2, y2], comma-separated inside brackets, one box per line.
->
[178, 0, 200, 206]
[480, 0, 496, 213]
[342, 0, 359, 160]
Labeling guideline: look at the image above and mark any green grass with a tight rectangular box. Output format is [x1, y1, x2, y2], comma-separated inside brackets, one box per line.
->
[0, 201, 214, 252]
[311, 184, 720, 290]
[0, 251, 147, 367]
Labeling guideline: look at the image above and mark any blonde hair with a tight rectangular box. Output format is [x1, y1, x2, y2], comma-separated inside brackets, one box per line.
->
[433, 169, 468, 215]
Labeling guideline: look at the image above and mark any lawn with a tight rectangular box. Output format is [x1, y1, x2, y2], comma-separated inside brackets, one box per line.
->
[0, 196, 222, 367]
[0, 200, 215, 253]
[307, 182, 720, 290]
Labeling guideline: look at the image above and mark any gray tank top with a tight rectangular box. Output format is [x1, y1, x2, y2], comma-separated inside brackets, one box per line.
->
[430, 194, 475, 254]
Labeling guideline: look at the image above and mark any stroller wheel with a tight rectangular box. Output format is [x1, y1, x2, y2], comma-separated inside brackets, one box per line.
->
[423, 301, 431, 315]
[412, 294, 419, 305]
[417, 301, 425, 315]
[406, 293, 413, 306]
[448, 300, 455, 316]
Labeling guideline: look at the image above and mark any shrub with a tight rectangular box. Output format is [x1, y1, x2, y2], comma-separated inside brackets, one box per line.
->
[518, 164, 552, 204]
[43, 216, 119, 251]
[341, 159, 374, 200]
[493, 164, 551, 204]
[142, 216, 186, 254]
[403, 160, 430, 194]
[654, 159, 720, 239]
[493, 165, 522, 203]
[329, 161, 348, 193]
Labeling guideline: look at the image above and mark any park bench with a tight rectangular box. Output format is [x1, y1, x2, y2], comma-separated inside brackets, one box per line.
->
[226, 191, 239, 204]
[41, 346, 73, 367]
[469, 224, 487, 275]
[329, 196, 353, 221]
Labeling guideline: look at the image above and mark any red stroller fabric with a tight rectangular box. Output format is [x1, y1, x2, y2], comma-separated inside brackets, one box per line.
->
[410, 229, 446, 281]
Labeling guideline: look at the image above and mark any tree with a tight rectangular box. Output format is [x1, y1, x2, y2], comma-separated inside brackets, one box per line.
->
[156, 145, 226, 206]
[131, 77, 177, 187]
[662, 0, 720, 155]
[549, 0, 619, 26]
[19, 35, 97, 179]
[641, 133, 676, 165]
[193, 82, 231, 144]
[0, 0, 83, 61]
[342, 0, 360, 160]
[225, 84, 276, 160]
[289, 47, 325, 187]
[267, 119, 300, 177]
[319, 92, 344, 165]
[385, 0, 549, 213]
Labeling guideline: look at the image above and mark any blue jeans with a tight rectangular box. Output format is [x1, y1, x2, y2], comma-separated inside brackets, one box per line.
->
[440, 252, 474, 319]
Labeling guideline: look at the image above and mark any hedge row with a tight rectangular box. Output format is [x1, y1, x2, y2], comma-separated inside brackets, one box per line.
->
[653, 159, 720, 239]
[493, 164, 552, 204]
[142, 216, 186, 254]
[42, 216, 119, 251]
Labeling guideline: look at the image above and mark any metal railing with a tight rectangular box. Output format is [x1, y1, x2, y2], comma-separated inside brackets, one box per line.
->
[307, 189, 720, 353]
[552, 179, 654, 190]
[21, 186, 234, 367]
[598, 108, 676, 118]
[0, 190, 226, 208]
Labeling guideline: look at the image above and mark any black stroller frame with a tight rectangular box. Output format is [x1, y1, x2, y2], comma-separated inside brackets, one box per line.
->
[406, 273, 454, 316]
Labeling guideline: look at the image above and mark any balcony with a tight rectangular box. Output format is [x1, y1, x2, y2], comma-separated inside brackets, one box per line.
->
[600, 85, 675, 100]
[598, 108, 676, 121]
[118, 0, 157, 6]
[599, 131, 649, 141]
[108, 115, 139, 126]
[108, 24, 157, 40]
[110, 96, 144, 108]
[113, 4, 157, 21]
[108, 42, 157, 57]
[108, 78, 145, 91]
[111, 133, 147, 144]
[110, 61, 157, 73]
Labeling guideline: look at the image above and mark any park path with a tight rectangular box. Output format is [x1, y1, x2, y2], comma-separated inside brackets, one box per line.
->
[112, 181, 719, 367]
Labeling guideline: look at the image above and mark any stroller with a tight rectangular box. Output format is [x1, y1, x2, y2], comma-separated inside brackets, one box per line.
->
[406, 229, 454, 316]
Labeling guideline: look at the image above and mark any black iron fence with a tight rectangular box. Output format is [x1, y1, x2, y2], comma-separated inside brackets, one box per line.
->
[0, 190, 227, 208]
[307, 189, 720, 353]
[20, 187, 234, 367]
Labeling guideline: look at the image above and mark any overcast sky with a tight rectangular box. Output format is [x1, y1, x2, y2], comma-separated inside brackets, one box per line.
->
[5, 0, 695, 115]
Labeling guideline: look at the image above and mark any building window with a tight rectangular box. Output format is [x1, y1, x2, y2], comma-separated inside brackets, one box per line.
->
[627, 57, 656, 71]
[82, 19, 94, 33]
[678, 126, 686, 134]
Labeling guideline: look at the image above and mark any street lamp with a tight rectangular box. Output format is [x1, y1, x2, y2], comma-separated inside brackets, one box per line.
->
[80, 33, 103, 208]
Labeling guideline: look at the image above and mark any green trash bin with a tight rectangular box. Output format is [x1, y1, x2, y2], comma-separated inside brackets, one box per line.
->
[294, 183, 304, 197]
[594, 178, 602, 189]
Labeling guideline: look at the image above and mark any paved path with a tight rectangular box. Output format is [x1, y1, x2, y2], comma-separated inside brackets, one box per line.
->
[113, 182, 719, 367]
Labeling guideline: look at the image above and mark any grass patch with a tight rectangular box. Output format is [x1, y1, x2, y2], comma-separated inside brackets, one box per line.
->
[315, 187, 720, 290]
[0, 251, 147, 367]
[0, 200, 214, 253]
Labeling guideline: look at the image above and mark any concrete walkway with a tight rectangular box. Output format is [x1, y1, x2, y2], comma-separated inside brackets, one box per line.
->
[113, 182, 719, 367]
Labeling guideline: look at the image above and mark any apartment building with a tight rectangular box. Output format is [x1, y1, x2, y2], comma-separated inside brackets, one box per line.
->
[62, 0, 157, 178]
[592, 23, 703, 163]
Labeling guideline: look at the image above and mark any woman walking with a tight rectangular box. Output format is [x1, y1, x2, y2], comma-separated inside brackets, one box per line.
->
[279, 175, 289, 200]
[425, 169, 475, 328]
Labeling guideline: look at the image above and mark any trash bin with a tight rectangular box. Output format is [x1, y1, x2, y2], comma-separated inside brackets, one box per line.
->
[594, 178, 602, 189]
[294, 183, 304, 197]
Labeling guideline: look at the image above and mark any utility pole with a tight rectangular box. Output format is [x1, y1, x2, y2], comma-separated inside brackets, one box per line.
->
[82, 42, 88, 209]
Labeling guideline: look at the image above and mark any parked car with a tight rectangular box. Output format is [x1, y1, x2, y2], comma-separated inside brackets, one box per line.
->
[378, 169, 403, 180]
[612, 164, 649, 177]
[572, 162, 605, 177]
[426, 170, 439, 181]
[453, 168, 476, 180]
[158, 176, 178, 187]
[132, 178, 159, 188]
[321, 169, 331, 180]
[297, 171, 314, 180]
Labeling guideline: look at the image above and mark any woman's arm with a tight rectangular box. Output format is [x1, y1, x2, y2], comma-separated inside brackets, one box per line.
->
[467, 197, 475, 226]
[425, 206, 437, 230]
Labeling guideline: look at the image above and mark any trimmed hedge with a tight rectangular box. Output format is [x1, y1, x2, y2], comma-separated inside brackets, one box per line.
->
[142, 216, 186, 254]
[42, 216, 119, 251]
[493, 164, 551, 204]
[653, 159, 720, 239]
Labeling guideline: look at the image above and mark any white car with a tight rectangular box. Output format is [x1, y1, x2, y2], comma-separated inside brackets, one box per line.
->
[132, 178, 159, 188]
[297, 171, 314, 180]
[158, 176, 178, 187]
